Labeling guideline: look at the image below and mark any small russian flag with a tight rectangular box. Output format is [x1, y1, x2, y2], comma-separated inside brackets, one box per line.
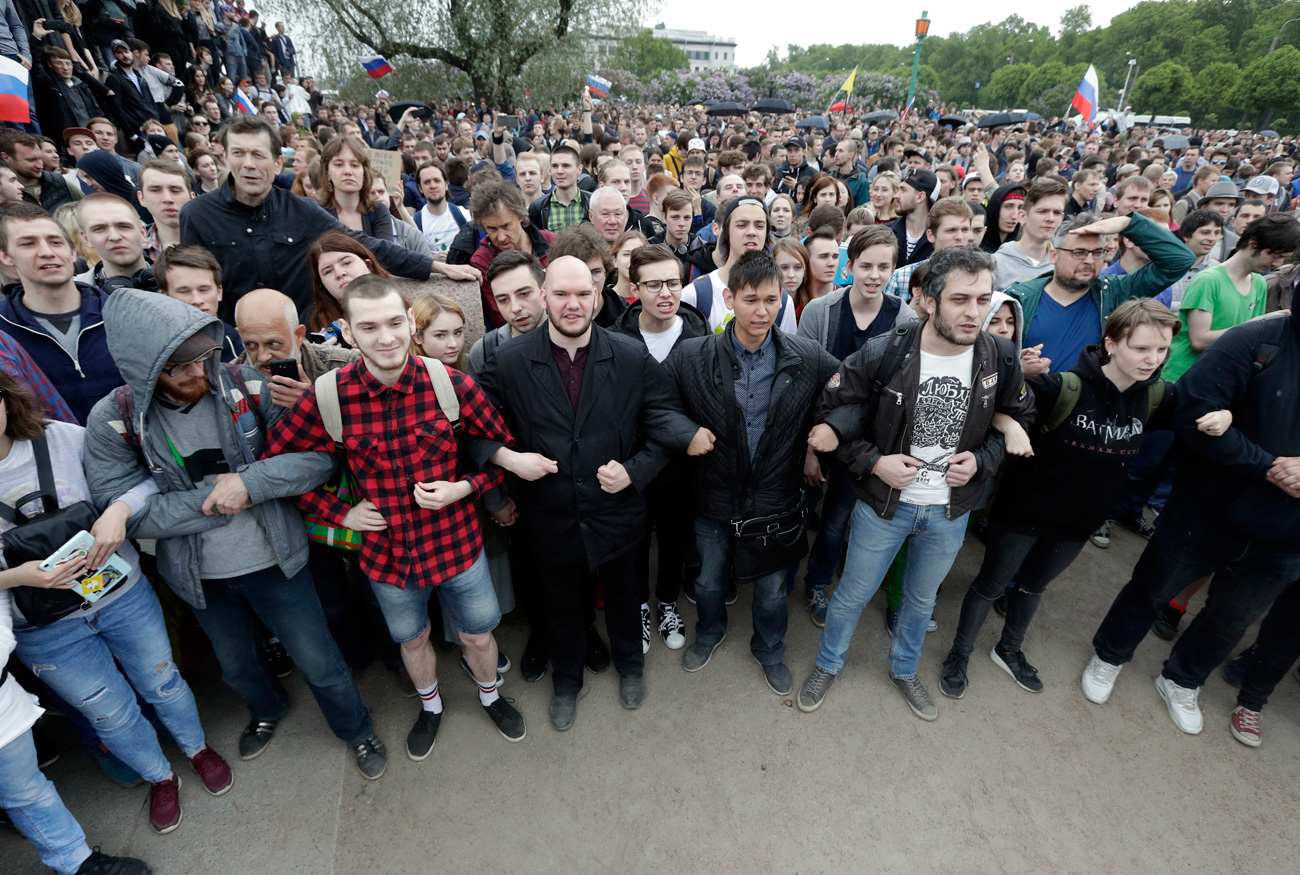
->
[234, 90, 257, 114]
[362, 57, 394, 79]
[0, 55, 31, 124]
[1072, 64, 1100, 127]
[585, 74, 611, 98]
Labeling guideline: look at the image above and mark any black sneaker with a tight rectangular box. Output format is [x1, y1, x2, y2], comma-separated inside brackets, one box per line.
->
[520, 637, 547, 682]
[238, 719, 279, 760]
[263, 637, 294, 678]
[484, 697, 526, 741]
[406, 710, 441, 761]
[76, 848, 152, 874]
[354, 734, 387, 780]
[1222, 645, 1257, 687]
[725, 579, 738, 606]
[460, 654, 504, 688]
[585, 627, 610, 673]
[1116, 514, 1157, 539]
[497, 650, 511, 674]
[1152, 604, 1184, 641]
[991, 643, 1043, 693]
[940, 650, 969, 699]
[992, 592, 1009, 618]
[33, 726, 60, 769]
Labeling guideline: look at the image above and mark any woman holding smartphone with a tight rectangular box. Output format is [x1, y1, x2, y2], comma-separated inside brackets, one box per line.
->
[0, 372, 232, 836]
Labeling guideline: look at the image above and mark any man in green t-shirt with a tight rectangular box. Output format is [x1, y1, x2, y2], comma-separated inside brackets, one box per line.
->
[1163, 214, 1300, 382]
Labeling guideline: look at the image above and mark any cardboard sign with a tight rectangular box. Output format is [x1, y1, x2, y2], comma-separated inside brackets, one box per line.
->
[367, 148, 404, 195]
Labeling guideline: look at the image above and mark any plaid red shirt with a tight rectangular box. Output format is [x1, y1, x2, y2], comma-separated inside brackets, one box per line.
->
[266, 355, 511, 588]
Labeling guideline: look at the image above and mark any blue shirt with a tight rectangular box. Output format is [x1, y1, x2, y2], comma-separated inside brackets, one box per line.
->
[1025, 292, 1100, 374]
[730, 330, 776, 463]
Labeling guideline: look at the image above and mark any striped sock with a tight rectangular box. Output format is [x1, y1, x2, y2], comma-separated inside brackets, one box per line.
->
[417, 680, 443, 714]
[477, 676, 500, 707]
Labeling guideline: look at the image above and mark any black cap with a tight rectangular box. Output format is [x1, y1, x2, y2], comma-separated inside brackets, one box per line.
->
[785, 138, 805, 150]
[902, 169, 942, 204]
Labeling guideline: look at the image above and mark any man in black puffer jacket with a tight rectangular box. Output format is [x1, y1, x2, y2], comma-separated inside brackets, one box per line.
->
[663, 251, 839, 696]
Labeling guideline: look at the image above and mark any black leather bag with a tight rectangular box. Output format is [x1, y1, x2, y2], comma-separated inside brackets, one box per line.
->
[731, 496, 811, 582]
[0, 437, 108, 626]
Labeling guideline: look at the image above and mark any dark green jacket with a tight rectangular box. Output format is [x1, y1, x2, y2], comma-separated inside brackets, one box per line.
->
[1009, 211, 1195, 332]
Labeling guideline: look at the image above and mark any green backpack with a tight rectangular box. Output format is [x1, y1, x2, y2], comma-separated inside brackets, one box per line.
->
[1040, 372, 1166, 434]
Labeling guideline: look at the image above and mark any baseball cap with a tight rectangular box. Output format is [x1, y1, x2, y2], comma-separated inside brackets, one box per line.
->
[902, 169, 942, 204]
[785, 138, 805, 150]
[110, 39, 130, 51]
[958, 136, 972, 146]
[687, 138, 706, 152]
[903, 144, 932, 164]
[868, 126, 879, 135]
[474, 130, 489, 140]
[168, 331, 221, 368]
[961, 172, 984, 189]
[1245, 175, 1280, 195]
[62, 127, 95, 144]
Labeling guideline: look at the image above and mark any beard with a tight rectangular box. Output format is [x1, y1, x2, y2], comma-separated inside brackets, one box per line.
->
[1055, 272, 1092, 293]
[426, 194, 445, 207]
[157, 371, 209, 403]
[548, 308, 592, 338]
[931, 309, 978, 347]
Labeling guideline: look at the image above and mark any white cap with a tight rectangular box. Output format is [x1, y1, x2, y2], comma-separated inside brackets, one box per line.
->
[687, 138, 706, 152]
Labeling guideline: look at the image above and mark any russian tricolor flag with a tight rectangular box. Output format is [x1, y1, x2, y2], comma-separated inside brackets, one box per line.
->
[362, 57, 393, 79]
[1072, 65, 1100, 127]
[234, 90, 256, 114]
[0, 55, 31, 124]
[585, 74, 611, 98]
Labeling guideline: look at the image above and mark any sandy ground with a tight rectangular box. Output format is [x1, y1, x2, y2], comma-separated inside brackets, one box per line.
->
[4, 524, 1299, 874]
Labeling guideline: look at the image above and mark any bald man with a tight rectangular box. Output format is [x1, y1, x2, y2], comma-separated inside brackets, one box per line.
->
[474, 256, 700, 729]
[233, 286, 357, 409]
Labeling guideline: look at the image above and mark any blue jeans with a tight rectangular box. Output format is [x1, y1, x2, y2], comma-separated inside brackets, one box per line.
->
[816, 501, 969, 678]
[804, 461, 858, 591]
[15, 580, 205, 783]
[693, 518, 789, 665]
[0, 728, 91, 874]
[225, 52, 248, 85]
[370, 550, 500, 642]
[194, 565, 373, 747]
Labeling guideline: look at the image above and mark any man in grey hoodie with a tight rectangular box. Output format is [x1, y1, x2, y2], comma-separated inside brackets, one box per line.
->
[81, 289, 388, 780]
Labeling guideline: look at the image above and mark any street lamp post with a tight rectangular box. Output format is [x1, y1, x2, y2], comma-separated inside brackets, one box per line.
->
[1118, 57, 1137, 109]
[1270, 18, 1300, 52]
[906, 12, 931, 111]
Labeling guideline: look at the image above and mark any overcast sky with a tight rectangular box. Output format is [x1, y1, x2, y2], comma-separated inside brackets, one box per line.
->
[651, 1, 1141, 67]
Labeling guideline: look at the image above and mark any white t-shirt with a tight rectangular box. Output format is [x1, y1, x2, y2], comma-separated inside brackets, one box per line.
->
[899, 346, 974, 507]
[640, 316, 684, 362]
[682, 270, 798, 336]
[419, 204, 465, 256]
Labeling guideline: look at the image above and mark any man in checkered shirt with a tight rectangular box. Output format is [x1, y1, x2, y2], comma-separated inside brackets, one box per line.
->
[268, 275, 554, 760]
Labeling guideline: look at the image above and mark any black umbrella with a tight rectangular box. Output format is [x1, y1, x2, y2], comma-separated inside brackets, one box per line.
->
[797, 115, 830, 130]
[752, 97, 794, 113]
[860, 109, 899, 124]
[977, 111, 1032, 128]
[387, 100, 434, 123]
[707, 101, 749, 117]
[937, 114, 967, 127]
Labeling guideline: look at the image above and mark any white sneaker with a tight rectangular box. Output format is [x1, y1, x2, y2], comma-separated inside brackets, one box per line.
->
[641, 607, 651, 654]
[657, 602, 686, 650]
[1156, 675, 1203, 735]
[1081, 655, 1123, 704]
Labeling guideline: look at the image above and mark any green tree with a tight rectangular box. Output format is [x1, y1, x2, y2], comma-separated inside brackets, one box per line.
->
[1060, 6, 1092, 36]
[1188, 62, 1241, 124]
[1234, 45, 1300, 125]
[982, 63, 1034, 108]
[611, 29, 688, 79]
[278, 0, 649, 105]
[1130, 61, 1193, 114]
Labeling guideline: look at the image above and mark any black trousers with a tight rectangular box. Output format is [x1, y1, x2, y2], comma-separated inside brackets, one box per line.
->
[307, 542, 399, 670]
[1238, 576, 1300, 711]
[536, 548, 643, 694]
[637, 463, 693, 606]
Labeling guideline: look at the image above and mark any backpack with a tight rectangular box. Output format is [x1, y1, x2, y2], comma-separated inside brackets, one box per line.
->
[414, 203, 468, 232]
[1251, 314, 1289, 373]
[691, 275, 790, 332]
[1040, 372, 1166, 434]
[115, 362, 263, 464]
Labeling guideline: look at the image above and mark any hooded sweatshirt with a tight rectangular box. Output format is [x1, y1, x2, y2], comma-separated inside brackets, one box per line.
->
[993, 238, 1053, 291]
[992, 345, 1174, 539]
[981, 291, 1026, 349]
[81, 289, 335, 608]
[980, 183, 1026, 254]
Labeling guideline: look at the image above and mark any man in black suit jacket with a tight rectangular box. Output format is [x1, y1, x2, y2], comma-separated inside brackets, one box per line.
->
[474, 256, 701, 731]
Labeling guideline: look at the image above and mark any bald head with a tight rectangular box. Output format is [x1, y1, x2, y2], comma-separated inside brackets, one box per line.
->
[543, 255, 594, 292]
[541, 256, 596, 339]
[234, 288, 306, 372]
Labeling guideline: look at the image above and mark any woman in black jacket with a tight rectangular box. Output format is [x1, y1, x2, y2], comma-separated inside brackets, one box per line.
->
[939, 299, 1232, 699]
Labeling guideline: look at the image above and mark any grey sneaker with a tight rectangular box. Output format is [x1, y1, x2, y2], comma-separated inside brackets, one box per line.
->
[797, 666, 838, 712]
[549, 691, 579, 731]
[755, 657, 793, 695]
[890, 672, 938, 721]
[619, 674, 646, 709]
[682, 633, 726, 672]
[353, 734, 387, 780]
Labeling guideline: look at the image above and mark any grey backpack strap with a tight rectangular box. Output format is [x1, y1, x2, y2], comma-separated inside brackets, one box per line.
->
[419, 356, 460, 427]
[314, 369, 344, 443]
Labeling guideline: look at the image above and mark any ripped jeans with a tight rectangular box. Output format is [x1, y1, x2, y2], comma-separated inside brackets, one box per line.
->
[14, 579, 207, 784]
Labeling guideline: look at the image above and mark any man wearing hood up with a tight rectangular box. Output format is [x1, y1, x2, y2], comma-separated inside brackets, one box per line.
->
[81, 289, 388, 780]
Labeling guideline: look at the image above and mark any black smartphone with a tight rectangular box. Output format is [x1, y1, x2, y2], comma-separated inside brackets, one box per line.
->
[501, 116, 520, 130]
[269, 358, 298, 381]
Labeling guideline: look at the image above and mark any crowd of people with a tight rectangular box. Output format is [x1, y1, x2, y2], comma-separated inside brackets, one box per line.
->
[1, 4, 1300, 873]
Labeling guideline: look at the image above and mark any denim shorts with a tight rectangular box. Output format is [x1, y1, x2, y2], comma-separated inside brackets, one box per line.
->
[369, 551, 500, 642]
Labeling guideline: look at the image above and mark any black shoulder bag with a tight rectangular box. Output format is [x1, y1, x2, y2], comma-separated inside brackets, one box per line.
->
[0, 436, 110, 626]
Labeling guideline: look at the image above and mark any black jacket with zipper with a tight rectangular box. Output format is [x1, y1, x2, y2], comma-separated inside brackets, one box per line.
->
[819, 322, 1035, 520]
[664, 325, 840, 523]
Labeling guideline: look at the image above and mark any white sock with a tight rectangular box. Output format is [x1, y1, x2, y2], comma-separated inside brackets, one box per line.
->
[417, 680, 443, 714]
[476, 676, 500, 707]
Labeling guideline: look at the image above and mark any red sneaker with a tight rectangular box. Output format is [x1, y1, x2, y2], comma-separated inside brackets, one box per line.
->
[191, 746, 234, 796]
[149, 774, 182, 834]
[1230, 705, 1262, 747]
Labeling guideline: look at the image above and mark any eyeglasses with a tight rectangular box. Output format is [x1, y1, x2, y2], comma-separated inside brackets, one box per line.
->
[1211, 158, 1227, 164]
[161, 354, 213, 378]
[192, 119, 210, 127]
[636, 278, 683, 293]
[1060, 247, 1108, 262]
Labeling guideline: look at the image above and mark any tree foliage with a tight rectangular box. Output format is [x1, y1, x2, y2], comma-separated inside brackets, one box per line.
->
[1233, 45, 1300, 126]
[612, 30, 689, 80]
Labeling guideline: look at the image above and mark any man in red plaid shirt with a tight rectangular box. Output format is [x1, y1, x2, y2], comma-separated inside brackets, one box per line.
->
[268, 275, 550, 759]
